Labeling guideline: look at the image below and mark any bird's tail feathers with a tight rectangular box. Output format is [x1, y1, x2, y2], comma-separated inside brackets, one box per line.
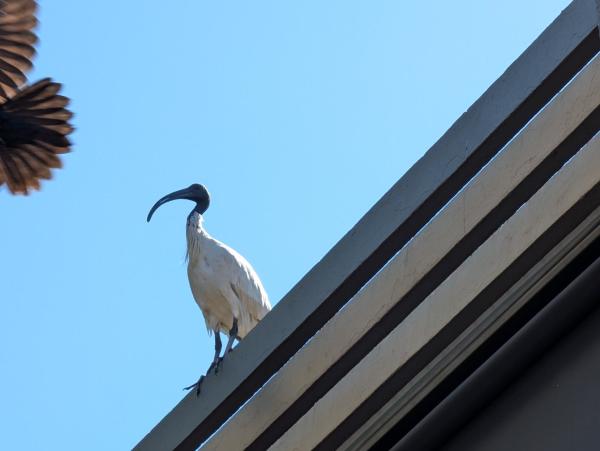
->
[0, 78, 73, 194]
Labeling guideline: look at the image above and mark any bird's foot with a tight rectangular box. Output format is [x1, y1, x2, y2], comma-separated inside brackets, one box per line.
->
[214, 356, 224, 374]
[207, 359, 218, 375]
[184, 375, 205, 397]
[214, 347, 236, 373]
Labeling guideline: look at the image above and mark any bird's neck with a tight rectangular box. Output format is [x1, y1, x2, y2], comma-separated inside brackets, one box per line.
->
[187, 210, 207, 231]
[186, 211, 210, 263]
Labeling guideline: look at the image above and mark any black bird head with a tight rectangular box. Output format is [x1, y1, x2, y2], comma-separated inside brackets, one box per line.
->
[147, 183, 210, 222]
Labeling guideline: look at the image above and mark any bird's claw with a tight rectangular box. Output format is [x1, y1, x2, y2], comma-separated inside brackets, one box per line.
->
[184, 375, 205, 397]
[184, 353, 232, 396]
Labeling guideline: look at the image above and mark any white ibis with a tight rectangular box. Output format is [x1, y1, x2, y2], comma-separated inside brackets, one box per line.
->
[0, 0, 73, 195]
[147, 183, 271, 394]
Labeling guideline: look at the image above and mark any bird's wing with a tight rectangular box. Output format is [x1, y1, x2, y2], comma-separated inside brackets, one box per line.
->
[0, 0, 37, 101]
[215, 241, 271, 337]
[0, 78, 73, 194]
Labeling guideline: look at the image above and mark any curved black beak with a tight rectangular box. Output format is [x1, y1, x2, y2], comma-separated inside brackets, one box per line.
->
[147, 184, 210, 222]
[147, 187, 194, 222]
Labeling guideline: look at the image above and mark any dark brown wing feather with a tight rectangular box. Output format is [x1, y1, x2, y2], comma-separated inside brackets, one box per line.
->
[0, 0, 37, 100]
[0, 1, 73, 195]
[0, 78, 73, 194]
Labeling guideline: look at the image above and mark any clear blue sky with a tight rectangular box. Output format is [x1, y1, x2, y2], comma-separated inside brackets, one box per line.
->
[0, 1, 571, 449]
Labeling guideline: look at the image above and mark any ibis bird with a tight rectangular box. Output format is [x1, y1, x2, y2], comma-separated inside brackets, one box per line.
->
[0, 0, 73, 195]
[147, 183, 271, 394]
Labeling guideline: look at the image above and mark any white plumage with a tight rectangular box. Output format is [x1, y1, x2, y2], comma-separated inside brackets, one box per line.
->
[186, 212, 271, 338]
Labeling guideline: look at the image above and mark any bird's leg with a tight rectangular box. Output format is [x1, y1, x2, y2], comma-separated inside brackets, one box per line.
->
[216, 318, 238, 373]
[207, 332, 222, 374]
[184, 332, 222, 396]
[224, 318, 238, 354]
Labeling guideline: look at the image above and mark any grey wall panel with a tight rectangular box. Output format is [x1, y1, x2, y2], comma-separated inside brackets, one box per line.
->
[439, 293, 600, 451]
